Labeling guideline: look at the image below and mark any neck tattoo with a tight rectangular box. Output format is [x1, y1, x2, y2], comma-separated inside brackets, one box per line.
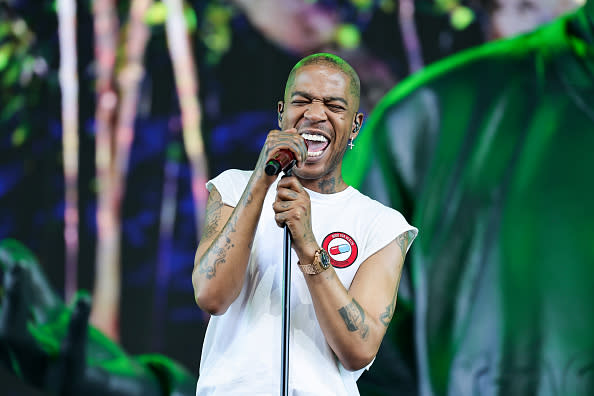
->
[318, 178, 337, 194]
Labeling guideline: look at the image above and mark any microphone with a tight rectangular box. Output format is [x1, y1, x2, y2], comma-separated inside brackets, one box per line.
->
[265, 149, 297, 176]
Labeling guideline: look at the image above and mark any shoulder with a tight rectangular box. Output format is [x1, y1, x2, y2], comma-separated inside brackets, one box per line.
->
[207, 169, 252, 190]
[206, 169, 253, 207]
[211, 169, 253, 182]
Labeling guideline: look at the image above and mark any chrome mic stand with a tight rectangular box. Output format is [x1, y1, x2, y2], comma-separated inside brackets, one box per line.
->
[280, 167, 293, 396]
[264, 154, 296, 396]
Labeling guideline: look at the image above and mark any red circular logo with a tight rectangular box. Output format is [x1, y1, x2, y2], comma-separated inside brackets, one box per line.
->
[322, 232, 358, 269]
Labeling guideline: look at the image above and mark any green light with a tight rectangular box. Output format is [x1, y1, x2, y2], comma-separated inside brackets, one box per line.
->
[336, 24, 361, 50]
[451, 6, 474, 30]
[436, 0, 458, 12]
[166, 141, 183, 162]
[3, 62, 21, 85]
[184, 5, 197, 32]
[379, 0, 395, 13]
[206, 4, 232, 25]
[0, 22, 10, 37]
[204, 28, 231, 52]
[145, 2, 168, 26]
[350, 0, 373, 11]
[12, 127, 28, 146]
[1, 96, 24, 122]
[0, 43, 12, 72]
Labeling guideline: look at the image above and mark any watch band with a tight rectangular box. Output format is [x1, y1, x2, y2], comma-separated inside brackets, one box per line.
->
[298, 261, 321, 275]
[298, 248, 329, 275]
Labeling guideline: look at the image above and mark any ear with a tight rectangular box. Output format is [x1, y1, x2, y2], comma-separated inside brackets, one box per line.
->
[277, 101, 284, 128]
[351, 112, 364, 140]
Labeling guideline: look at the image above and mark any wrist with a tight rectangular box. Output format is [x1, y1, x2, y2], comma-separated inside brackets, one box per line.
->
[249, 169, 277, 192]
[295, 241, 319, 265]
[298, 247, 331, 275]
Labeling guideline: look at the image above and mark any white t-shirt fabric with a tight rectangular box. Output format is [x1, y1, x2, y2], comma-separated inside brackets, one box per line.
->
[196, 169, 418, 396]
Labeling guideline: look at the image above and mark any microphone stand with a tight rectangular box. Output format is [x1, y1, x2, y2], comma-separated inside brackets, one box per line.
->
[264, 152, 296, 396]
[280, 167, 293, 396]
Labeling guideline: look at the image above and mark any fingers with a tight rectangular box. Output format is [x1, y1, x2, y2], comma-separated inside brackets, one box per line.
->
[273, 206, 305, 228]
[275, 187, 299, 202]
[274, 212, 288, 228]
[273, 177, 310, 229]
[277, 176, 304, 192]
[272, 186, 300, 216]
[273, 196, 295, 228]
[266, 128, 307, 167]
[275, 177, 304, 202]
[272, 200, 292, 213]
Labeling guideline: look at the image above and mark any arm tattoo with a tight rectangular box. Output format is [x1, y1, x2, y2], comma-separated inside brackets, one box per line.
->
[198, 183, 254, 279]
[202, 188, 224, 240]
[379, 230, 414, 327]
[198, 213, 238, 279]
[379, 289, 397, 327]
[199, 247, 225, 279]
[245, 190, 254, 206]
[395, 230, 413, 260]
[338, 298, 369, 339]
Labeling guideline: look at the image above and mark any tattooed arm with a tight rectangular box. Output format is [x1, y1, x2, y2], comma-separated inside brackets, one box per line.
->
[191, 182, 260, 316]
[192, 128, 307, 315]
[303, 231, 414, 371]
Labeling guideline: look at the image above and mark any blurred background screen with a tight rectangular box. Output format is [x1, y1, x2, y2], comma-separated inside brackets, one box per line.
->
[0, 0, 584, 388]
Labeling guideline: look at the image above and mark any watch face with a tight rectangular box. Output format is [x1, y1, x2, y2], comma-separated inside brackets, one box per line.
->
[319, 249, 331, 269]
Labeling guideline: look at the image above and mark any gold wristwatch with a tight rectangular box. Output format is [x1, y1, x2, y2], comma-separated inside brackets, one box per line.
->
[298, 248, 331, 275]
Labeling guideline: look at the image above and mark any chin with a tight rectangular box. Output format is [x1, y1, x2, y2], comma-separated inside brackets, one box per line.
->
[292, 167, 319, 180]
[294, 161, 334, 181]
[292, 161, 319, 175]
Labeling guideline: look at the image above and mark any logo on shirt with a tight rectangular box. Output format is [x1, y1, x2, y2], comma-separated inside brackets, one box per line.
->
[322, 232, 358, 269]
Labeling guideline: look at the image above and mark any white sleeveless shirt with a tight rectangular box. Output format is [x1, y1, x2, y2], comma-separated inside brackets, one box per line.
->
[196, 169, 418, 396]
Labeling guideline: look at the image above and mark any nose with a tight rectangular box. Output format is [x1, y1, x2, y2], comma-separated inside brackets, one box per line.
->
[304, 100, 327, 123]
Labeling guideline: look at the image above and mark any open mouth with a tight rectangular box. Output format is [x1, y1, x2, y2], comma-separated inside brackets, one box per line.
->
[301, 132, 330, 158]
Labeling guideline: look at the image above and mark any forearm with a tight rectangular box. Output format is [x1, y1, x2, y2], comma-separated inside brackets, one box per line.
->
[193, 176, 269, 315]
[273, 175, 386, 370]
[303, 267, 383, 371]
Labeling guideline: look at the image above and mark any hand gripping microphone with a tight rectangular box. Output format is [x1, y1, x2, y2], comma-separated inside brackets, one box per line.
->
[265, 149, 297, 176]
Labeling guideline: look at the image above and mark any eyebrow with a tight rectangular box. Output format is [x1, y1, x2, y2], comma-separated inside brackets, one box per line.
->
[290, 91, 348, 106]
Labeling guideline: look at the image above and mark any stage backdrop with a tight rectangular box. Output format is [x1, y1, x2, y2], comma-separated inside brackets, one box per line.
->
[0, 0, 582, 393]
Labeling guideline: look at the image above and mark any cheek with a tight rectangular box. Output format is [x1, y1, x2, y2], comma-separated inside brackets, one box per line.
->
[327, 142, 347, 169]
[283, 110, 301, 128]
[328, 116, 349, 135]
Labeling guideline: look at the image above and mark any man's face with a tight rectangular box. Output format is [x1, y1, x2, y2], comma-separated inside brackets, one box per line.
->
[279, 64, 359, 184]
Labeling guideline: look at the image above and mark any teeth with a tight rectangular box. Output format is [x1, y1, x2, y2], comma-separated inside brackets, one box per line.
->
[301, 133, 328, 158]
[301, 133, 328, 142]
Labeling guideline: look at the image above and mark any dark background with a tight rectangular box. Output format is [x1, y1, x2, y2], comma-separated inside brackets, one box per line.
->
[0, 0, 578, 376]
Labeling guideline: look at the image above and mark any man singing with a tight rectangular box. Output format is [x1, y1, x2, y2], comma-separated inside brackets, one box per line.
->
[192, 53, 417, 395]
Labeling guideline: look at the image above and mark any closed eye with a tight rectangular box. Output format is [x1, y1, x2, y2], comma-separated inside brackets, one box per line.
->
[327, 104, 345, 112]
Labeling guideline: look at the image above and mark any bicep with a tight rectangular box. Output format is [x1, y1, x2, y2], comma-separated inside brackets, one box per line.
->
[349, 231, 414, 332]
[195, 186, 234, 262]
